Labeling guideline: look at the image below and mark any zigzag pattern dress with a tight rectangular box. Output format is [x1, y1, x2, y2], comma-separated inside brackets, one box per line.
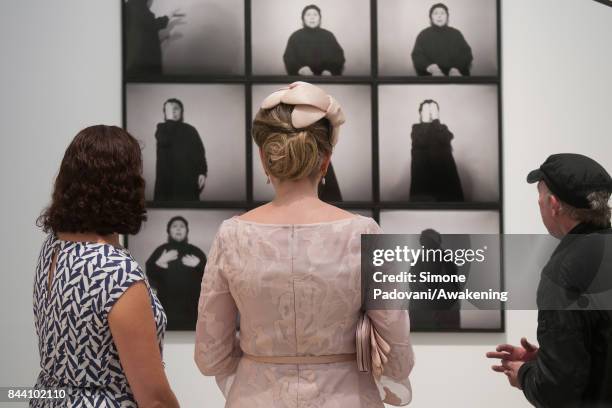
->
[31, 234, 166, 407]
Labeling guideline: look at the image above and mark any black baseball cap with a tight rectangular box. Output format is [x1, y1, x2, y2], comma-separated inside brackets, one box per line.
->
[527, 153, 612, 209]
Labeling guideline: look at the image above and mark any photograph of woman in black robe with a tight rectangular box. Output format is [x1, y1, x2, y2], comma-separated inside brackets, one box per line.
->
[145, 216, 207, 330]
[154, 98, 208, 201]
[410, 99, 464, 202]
[411, 3, 473, 77]
[283, 4, 345, 76]
[124, 0, 184, 75]
[409, 229, 461, 330]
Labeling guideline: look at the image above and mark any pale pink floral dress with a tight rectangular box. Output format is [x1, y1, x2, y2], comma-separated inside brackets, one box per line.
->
[195, 214, 414, 407]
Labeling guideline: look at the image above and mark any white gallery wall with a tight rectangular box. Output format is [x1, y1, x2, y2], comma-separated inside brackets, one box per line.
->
[1, 1, 611, 407]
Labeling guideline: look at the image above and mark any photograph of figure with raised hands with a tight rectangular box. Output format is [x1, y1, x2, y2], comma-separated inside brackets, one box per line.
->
[124, 0, 245, 76]
[379, 84, 499, 203]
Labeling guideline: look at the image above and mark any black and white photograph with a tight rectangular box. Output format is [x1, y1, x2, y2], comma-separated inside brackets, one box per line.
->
[379, 84, 500, 203]
[379, 210, 502, 331]
[251, 0, 371, 76]
[124, 0, 245, 76]
[126, 83, 246, 202]
[378, 0, 498, 77]
[128, 209, 240, 330]
[251, 84, 372, 202]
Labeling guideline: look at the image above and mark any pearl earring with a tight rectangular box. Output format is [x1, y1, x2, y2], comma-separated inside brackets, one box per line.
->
[321, 176, 326, 186]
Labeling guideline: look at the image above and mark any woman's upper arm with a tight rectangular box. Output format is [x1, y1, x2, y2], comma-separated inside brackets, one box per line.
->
[194, 226, 241, 376]
[108, 281, 178, 408]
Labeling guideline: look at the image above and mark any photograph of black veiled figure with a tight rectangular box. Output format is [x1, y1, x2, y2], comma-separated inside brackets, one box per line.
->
[379, 210, 502, 331]
[408, 229, 466, 330]
[128, 209, 239, 330]
[124, 0, 245, 76]
[283, 4, 345, 76]
[146, 216, 206, 330]
[126, 83, 246, 202]
[252, 0, 370, 76]
[124, 0, 181, 75]
[251, 84, 372, 202]
[410, 100, 464, 202]
[154, 98, 208, 201]
[411, 3, 473, 77]
[379, 84, 499, 203]
[378, 0, 498, 77]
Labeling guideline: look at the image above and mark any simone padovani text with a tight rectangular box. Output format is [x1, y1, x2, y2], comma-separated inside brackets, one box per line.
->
[372, 271, 466, 283]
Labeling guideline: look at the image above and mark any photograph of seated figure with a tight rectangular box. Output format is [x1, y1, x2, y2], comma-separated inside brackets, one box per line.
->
[283, 4, 346, 76]
[411, 3, 473, 77]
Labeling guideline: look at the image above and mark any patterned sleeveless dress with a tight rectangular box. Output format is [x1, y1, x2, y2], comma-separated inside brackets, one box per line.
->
[31, 234, 166, 407]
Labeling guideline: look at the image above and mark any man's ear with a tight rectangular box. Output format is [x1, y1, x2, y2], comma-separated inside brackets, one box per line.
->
[549, 194, 563, 216]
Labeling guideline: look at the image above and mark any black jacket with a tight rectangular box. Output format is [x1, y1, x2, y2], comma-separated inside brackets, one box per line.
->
[146, 240, 207, 330]
[410, 120, 464, 202]
[283, 27, 345, 76]
[125, 0, 169, 75]
[411, 25, 473, 76]
[154, 121, 207, 201]
[518, 223, 612, 408]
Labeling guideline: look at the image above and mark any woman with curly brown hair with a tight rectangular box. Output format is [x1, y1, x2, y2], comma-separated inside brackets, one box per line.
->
[32, 125, 179, 408]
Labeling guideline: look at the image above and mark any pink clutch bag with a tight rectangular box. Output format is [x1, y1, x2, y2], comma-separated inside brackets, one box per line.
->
[356, 313, 391, 380]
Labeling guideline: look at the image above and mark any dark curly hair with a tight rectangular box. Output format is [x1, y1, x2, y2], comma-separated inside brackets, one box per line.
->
[37, 125, 147, 235]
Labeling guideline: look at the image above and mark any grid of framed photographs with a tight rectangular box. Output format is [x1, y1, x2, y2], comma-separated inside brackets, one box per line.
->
[122, 0, 503, 332]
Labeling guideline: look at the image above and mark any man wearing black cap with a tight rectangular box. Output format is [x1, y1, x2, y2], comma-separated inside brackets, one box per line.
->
[487, 153, 612, 408]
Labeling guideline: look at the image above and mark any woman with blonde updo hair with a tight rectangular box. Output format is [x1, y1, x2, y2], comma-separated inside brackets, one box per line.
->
[195, 82, 414, 407]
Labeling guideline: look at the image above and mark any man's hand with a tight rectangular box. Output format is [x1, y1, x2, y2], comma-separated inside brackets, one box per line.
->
[155, 249, 178, 269]
[321, 70, 332, 76]
[501, 360, 523, 389]
[486, 337, 539, 364]
[298, 66, 314, 76]
[426, 64, 444, 76]
[182, 254, 201, 268]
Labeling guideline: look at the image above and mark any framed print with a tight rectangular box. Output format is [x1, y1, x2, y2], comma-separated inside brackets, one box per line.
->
[126, 83, 246, 203]
[379, 210, 502, 331]
[379, 84, 500, 203]
[378, 0, 498, 77]
[251, 0, 371, 76]
[124, 0, 245, 76]
[128, 209, 241, 330]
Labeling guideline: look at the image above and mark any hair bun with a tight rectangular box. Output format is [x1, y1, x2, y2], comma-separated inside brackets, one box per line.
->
[252, 103, 334, 182]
